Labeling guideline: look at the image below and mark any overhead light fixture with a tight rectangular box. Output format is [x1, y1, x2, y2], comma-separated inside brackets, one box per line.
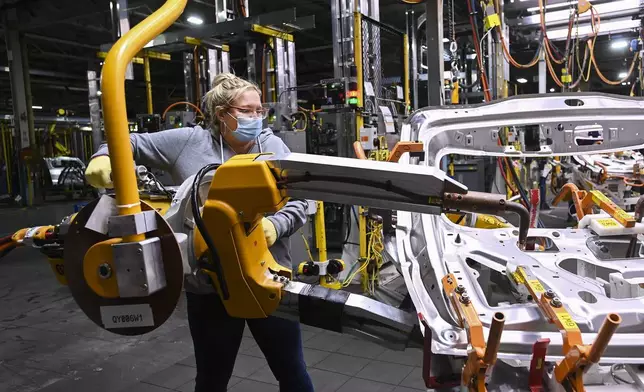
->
[526, 1, 575, 13]
[466, 53, 477, 60]
[622, 82, 627, 85]
[611, 40, 629, 49]
[187, 15, 204, 25]
[549, 88, 555, 92]
[522, 0, 639, 27]
[442, 38, 450, 43]
[545, 18, 640, 40]
[619, 72, 628, 78]
[32, 105, 42, 110]
[517, 78, 528, 84]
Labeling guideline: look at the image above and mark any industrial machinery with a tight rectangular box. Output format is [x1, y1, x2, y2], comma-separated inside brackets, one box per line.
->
[7, 1, 644, 390]
[567, 151, 644, 210]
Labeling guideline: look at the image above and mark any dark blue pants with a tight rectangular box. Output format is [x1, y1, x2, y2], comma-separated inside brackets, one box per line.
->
[186, 292, 314, 392]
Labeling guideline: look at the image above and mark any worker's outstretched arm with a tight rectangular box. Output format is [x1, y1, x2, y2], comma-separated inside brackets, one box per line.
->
[86, 127, 195, 188]
[266, 199, 308, 240]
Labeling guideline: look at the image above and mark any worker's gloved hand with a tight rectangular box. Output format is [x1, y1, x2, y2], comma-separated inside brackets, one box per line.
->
[261, 217, 278, 247]
[85, 156, 113, 189]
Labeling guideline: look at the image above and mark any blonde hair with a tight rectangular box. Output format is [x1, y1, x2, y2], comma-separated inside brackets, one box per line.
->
[203, 73, 261, 133]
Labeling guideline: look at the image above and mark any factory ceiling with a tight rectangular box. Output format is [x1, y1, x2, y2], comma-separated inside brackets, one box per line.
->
[0, 0, 640, 117]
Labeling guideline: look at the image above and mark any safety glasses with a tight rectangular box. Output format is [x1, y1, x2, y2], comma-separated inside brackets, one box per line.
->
[228, 105, 269, 119]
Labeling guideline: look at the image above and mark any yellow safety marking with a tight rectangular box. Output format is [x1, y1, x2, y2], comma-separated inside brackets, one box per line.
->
[143, 50, 171, 61]
[250, 24, 294, 41]
[615, 209, 634, 223]
[590, 190, 612, 203]
[512, 271, 526, 285]
[97, 50, 170, 63]
[528, 279, 545, 294]
[556, 312, 579, 331]
[596, 218, 619, 228]
[484, 14, 501, 30]
[184, 37, 201, 46]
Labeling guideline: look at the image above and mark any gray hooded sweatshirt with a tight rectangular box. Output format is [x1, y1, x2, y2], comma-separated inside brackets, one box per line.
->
[93, 126, 308, 294]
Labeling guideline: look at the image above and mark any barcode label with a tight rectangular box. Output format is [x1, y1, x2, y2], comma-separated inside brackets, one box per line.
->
[100, 304, 154, 328]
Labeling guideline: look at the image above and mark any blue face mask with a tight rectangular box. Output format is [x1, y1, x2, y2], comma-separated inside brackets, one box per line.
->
[227, 113, 262, 142]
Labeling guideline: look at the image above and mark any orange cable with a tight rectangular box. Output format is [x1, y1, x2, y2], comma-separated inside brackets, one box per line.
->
[162, 101, 205, 120]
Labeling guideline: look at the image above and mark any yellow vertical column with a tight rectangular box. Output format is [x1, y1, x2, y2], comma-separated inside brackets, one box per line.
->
[353, 10, 367, 261]
[315, 201, 327, 261]
[101, 0, 187, 243]
[143, 54, 153, 114]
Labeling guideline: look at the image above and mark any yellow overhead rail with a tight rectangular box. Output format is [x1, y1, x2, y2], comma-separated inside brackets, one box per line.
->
[251, 25, 293, 41]
[100, 0, 187, 239]
[97, 50, 171, 63]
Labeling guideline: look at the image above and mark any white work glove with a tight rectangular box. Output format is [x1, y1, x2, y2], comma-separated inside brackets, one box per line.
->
[85, 156, 113, 189]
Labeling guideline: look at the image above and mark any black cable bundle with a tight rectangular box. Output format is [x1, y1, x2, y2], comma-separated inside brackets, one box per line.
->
[190, 163, 230, 299]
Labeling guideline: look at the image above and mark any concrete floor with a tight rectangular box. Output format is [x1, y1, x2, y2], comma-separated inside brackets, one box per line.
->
[0, 203, 426, 392]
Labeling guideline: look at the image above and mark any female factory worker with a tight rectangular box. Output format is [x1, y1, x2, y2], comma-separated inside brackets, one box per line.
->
[85, 73, 314, 392]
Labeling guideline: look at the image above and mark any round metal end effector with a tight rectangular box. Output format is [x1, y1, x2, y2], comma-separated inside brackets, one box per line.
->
[551, 297, 562, 308]
[455, 284, 466, 294]
[460, 293, 471, 304]
[64, 198, 184, 336]
[544, 289, 555, 299]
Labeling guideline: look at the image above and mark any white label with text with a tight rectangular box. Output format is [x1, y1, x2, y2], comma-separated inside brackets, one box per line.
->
[100, 304, 154, 328]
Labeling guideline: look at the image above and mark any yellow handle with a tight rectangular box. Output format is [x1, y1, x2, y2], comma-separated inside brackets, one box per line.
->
[101, 0, 187, 227]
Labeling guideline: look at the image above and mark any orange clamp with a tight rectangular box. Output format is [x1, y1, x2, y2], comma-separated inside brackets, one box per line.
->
[513, 266, 622, 391]
[552, 184, 635, 228]
[442, 274, 505, 392]
[551, 183, 591, 221]
[387, 142, 423, 163]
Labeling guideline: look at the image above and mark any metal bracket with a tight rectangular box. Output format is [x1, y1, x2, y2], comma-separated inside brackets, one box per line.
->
[112, 237, 166, 297]
[108, 210, 158, 237]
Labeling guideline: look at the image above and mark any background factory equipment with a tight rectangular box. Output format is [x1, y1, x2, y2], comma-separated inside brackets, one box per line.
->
[1, 0, 644, 391]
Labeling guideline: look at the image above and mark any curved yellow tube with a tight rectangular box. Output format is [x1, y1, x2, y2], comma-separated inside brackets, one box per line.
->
[101, 0, 187, 231]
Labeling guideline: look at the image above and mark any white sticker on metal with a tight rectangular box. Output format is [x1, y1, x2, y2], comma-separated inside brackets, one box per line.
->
[364, 82, 375, 97]
[100, 304, 154, 329]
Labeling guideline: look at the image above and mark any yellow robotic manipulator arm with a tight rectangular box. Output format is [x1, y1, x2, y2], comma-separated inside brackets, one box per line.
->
[58, 0, 530, 340]
[192, 153, 531, 320]
[1, 214, 76, 286]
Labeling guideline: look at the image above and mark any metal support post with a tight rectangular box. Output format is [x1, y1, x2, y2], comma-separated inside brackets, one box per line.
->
[110, 0, 132, 80]
[353, 10, 364, 141]
[539, 50, 546, 93]
[221, 49, 230, 73]
[487, 32, 497, 100]
[502, 24, 509, 97]
[88, 70, 103, 152]
[496, 37, 505, 98]
[496, 4, 507, 98]
[403, 33, 410, 110]
[183, 52, 194, 106]
[286, 41, 298, 113]
[4, 8, 35, 205]
[425, 1, 444, 106]
[331, 0, 352, 157]
[215, 0, 229, 23]
[246, 42, 257, 84]
[207, 48, 219, 86]
[406, 8, 419, 110]
[274, 38, 287, 106]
